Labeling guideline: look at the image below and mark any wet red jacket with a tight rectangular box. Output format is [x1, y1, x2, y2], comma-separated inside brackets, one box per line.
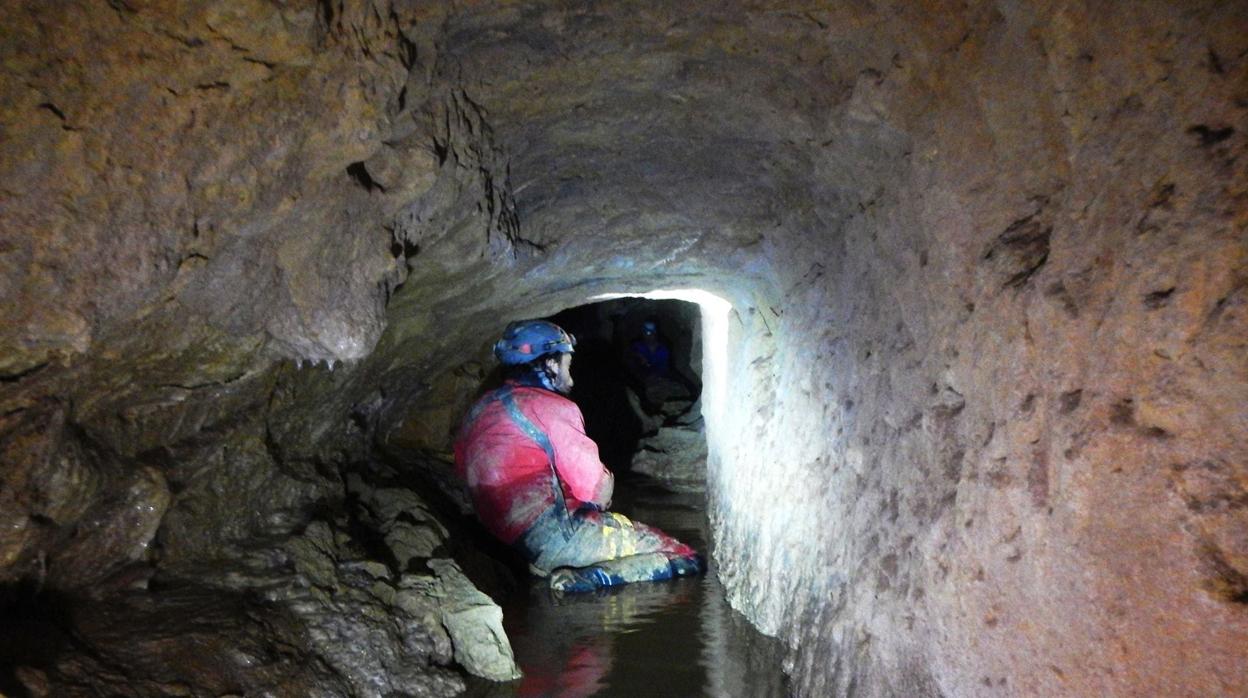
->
[454, 384, 612, 544]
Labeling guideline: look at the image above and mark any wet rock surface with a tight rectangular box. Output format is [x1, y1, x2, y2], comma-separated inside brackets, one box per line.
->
[1, 1, 1245, 696]
[2, 464, 516, 697]
[630, 424, 708, 490]
[429, 558, 522, 682]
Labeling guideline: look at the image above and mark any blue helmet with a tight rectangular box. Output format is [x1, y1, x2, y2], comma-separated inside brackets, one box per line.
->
[494, 320, 576, 365]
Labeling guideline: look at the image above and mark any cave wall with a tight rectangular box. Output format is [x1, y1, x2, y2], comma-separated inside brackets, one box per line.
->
[705, 3, 1248, 696]
[410, 3, 1247, 692]
[1, 1, 1246, 696]
[1, 1, 529, 693]
[0, 0, 520, 585]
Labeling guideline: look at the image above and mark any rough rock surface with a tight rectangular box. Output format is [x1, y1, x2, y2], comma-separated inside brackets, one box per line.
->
[631, 425, 709, 490]
[428, 558, 522, 682]
[1, 1, 1246, 697]
[3, 469, 516, 697]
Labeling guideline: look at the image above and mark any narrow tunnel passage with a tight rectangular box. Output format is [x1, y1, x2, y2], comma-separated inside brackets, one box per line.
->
[450, 297, 793, 695]
[551, 298, 705, 483]
[1, 2, 1246, 697]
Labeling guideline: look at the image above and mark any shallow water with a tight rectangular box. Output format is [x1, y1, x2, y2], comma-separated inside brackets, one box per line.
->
[464, 477, 790, 698]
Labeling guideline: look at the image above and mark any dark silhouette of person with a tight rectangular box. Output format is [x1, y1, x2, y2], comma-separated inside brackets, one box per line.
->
[628, 320, 671, 379]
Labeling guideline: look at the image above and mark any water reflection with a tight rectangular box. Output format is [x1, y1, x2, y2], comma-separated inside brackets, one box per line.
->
[464, 480, 788, 697]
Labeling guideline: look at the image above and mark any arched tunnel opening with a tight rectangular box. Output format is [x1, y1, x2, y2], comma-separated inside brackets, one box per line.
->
[443, 296, 789, 696]
[550, 297, 705, 481]
[2, 2, 1247, 697]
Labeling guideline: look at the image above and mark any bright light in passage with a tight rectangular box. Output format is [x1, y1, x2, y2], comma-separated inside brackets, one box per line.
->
[588, 289, 732, 428]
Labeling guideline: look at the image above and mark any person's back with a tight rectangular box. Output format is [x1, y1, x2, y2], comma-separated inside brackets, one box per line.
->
[455, 385, 609, 545]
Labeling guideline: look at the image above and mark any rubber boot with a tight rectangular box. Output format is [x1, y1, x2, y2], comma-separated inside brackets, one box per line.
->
[550, 552, 687, 593]
[549, 566, 610, 593]
[667, 553, 705, 578]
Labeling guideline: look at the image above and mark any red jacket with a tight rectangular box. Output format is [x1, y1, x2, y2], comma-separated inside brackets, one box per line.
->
[454, 384, 612, 544]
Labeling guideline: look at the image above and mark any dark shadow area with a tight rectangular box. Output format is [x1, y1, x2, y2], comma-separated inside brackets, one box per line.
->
[0, 582, 74, 698]
[549, 299, 702, 475]
[0, 578, 315, 697]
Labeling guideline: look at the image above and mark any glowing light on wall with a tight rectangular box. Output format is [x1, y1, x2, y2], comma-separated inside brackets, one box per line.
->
[588, 289, 733, 429]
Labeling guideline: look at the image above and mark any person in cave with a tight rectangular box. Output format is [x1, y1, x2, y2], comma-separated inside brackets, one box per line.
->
[454, 319, 704, 593]
[625, 318, 695, 411]
[628, 320, 672, 379]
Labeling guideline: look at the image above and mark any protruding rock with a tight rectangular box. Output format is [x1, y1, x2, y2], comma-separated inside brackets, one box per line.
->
[429, 558, 522, 682]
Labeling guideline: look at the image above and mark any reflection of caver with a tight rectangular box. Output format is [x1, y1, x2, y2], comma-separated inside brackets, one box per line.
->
[454, 320, 704, 593]
[512, 580, 698, 698]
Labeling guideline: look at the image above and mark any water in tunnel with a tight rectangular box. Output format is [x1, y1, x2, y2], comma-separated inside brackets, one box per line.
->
[2, 1, 1247, 696]
[393, 293, 787, 696]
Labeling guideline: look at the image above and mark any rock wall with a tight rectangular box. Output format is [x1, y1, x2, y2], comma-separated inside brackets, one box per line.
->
[1, 1, 1245, 696]
[1, 1, 525, 694]
[706, 3, 1248, 696]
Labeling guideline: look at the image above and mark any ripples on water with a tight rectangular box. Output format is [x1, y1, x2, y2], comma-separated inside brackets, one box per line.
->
[464, 478, 789, 698]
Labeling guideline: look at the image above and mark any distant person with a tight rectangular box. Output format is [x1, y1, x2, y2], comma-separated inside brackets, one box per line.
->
[454, 319, 704, 592]
[628, 320, 671, 379]
[626, 319, 694, 412]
